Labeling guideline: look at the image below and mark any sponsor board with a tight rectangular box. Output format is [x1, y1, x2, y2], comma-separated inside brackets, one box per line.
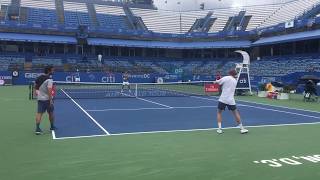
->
[204, 83, 220, 93]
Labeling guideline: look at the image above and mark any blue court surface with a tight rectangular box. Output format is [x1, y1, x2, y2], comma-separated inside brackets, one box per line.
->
[53, 95, 320, 139]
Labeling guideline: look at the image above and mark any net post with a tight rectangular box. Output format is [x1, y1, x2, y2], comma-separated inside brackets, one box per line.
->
[135, 83, 138, 97]
[29, 82, 34, 100]
[28, 83, 31, 100]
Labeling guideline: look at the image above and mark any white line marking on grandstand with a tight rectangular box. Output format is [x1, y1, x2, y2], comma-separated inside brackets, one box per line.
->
[136, 97, 173, 108]
[61, 89, 110, 135]
[53, 121, 320, 140]
[191, 96, 320, 115]
[51, 130, 56, 140]
[86, 106, 217, 112]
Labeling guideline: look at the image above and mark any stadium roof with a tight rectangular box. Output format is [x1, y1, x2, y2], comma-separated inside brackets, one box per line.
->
[87, 38, 251, 49]
[154, 0, 292, 11]
[252, 29, 320, 46]
[0, 33, 77, 44]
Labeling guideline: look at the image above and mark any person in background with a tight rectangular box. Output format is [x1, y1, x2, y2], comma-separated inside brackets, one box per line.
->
[121, 71, 131, 93]
[305, 80, 317, 96]
[215, 71, 222, 95]
[215, 71, 222, 80]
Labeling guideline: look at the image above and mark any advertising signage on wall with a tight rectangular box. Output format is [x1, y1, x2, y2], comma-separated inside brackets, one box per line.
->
[0, 72, 13, 85]
[11, 71, 157, 85]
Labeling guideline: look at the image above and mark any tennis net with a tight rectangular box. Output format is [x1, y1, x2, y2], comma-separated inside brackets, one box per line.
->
[29, 81, 219, 99]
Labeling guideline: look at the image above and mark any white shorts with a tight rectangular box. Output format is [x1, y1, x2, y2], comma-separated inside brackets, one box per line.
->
[122, 81, 130, 86]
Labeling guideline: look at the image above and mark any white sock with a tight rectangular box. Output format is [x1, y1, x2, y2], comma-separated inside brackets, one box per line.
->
[218, 122, 222, 129]
[239, 123, 244, 130]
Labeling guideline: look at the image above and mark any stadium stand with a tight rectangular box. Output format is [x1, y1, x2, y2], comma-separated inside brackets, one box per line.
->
[0, 54, 25, 71]
[0, 0, 320, 83]
[209, 8, 242, 33]
[192, 61, 222, 75]
[131, 8, 209, 34]
[250, 55, 320, 76]
[134, 60, 167, 74]
[244, 4, 282, 31]
[258, 0, 320, 28]
[86, 3, 98, 27]
[0, 0, 319, 34]
[20, 0, 57, 27]
[95, 4, 130, 30]
[63, 1, 91, 27]
[55, 0, 65, 24]
[1, 49, 320, 78]
[0, 0, 12, 21]
[157, 60, 184, 74]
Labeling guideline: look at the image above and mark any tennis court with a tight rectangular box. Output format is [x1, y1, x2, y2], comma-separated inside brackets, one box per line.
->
[1, 85, 320, 180]
[51, 82, 320, 139]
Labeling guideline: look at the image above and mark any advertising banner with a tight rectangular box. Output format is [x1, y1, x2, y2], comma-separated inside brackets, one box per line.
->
[0, 72, 12, 85]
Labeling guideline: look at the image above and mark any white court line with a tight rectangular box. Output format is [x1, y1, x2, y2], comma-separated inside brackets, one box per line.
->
[54, 134, 108, 140]
[238, 104, 320, 119]
[121, 92, 172, 108]
[86, 106, 217, 112]
[51, 130, 56, 140]
[236, 98, 320, 114]
[193, 95, 320, 114]
[191, 96, 320, 118]
[191, 96, 218, 101]
[136, 97, 173, 108]
[87, 107, 170, 112]
[61, 89, 110, 135]
[111, 121, 320, 136]
[53, 121, 320, 140]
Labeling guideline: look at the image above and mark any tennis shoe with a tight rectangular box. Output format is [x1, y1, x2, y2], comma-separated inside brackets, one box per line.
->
[50, 126, 57, 131]
[35, 128, 43, 135]
[240, 128, 249, 134]
[217, 129, 223, 134]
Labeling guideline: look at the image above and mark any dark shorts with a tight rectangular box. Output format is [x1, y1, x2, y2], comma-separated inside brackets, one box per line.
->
[218, 101, 237, 111]
[37, 100, 54, 114]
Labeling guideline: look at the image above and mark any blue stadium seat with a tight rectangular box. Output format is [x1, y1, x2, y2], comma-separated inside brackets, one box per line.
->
[96, 14, 129, 30]
[27, 8, 57, 26]
[64, 11, 91, 27]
